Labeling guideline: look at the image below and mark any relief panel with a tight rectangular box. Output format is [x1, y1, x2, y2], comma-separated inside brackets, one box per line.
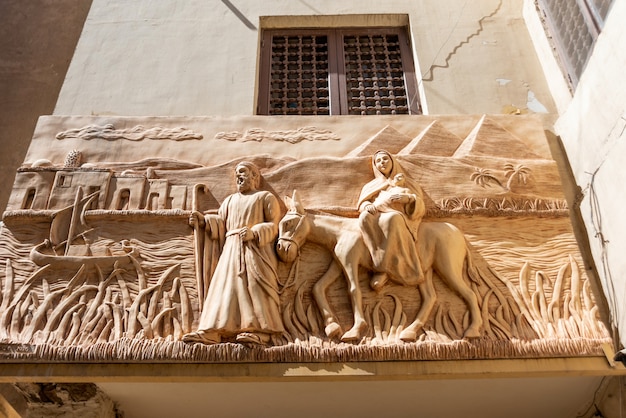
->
[0, 115, 610, 363]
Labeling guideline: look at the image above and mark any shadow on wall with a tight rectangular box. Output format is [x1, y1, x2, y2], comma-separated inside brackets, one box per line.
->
[0, 0, 94, 213]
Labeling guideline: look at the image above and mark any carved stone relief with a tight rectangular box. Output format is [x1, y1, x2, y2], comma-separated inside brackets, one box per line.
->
[56, 124, 203, 141]
[0, 115, 610, 362]
[214, 126, 340, 143]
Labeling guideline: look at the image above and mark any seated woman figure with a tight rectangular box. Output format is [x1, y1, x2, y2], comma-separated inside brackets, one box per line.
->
[357, 151, 425, 291]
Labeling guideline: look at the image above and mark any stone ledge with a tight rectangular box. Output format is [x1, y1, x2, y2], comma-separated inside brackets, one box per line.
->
[0, 356, 624, 383]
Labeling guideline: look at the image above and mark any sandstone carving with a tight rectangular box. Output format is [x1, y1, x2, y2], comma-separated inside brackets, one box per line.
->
[277, 190, 483, 343]
[357, 151, 426, 290]
[63, 150, 83, 168]
[214, 126, 340, 143]
[183, 162, 283, 346]
[470, 163, 532, 193]
[0, 252, 193, 345]
[0, 116, 611, 363]
[56, 124, 203, 141]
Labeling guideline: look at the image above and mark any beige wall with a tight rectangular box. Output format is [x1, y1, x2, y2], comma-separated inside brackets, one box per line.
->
[53, 0, 554, 118]
[0, 1, 92, 214]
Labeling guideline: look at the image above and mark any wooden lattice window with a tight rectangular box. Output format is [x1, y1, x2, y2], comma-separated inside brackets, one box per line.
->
[258, 28, 421, 115]
[538, 0, 614, 87]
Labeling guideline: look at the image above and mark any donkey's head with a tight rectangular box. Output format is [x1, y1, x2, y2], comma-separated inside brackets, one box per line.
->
[276, 190, 310, 263]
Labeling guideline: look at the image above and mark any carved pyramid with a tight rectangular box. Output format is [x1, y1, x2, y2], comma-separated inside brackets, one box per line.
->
[453, 115, 542, 159]
[345, 125, 413, 157]
[399, 120, 464, 156]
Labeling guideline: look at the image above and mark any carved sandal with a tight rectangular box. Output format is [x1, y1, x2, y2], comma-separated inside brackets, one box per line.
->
[181, 331, 220, 345]
[235, 332, 267, 346]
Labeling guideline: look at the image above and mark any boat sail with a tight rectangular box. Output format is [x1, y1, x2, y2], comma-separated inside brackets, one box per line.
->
[30, 187, 137, 267]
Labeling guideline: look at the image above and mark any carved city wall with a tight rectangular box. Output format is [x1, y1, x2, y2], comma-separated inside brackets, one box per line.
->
[0, 115, 611, 362]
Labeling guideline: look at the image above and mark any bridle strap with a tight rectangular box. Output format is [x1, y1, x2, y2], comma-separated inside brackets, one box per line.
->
[278, 211, 306, 256]
[278, 211, 306, 291]
[278, 236, 301, 255]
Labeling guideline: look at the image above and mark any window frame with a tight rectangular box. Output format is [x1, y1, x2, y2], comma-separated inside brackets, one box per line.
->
[537, 0, 614, 89]
[257, 27, 421, 115]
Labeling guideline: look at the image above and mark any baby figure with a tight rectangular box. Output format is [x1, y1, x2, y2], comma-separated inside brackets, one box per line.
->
[372, 173, 416, 213]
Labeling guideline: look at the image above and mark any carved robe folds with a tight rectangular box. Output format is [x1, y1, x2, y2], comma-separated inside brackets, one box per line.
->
[197, 191, 284, 339]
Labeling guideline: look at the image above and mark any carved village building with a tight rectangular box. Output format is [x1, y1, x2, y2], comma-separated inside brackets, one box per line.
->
[1, 1, 625, 417]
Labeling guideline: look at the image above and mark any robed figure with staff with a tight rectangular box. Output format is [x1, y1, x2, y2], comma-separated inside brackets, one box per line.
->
[183, 162, 284, 346]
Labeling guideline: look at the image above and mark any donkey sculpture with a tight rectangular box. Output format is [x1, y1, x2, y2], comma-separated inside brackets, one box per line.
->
[276, 191, 482, 342]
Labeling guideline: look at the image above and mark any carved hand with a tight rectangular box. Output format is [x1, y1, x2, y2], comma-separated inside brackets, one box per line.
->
[390, 194, 413, 204]
[365, 204, 378, 214]
[189, 211, 206, 228]
[239, 226, 256, 242]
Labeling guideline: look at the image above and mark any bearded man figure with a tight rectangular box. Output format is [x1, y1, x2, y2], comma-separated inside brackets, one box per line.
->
[183, 161, 284, 346]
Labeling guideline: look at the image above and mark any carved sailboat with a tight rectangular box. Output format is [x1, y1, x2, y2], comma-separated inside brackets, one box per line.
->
[30, 188, 138, 267]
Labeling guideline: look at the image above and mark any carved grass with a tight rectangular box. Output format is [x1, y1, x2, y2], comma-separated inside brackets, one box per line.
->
[0, 256, 193, 346]
[0, 245, 612, 362]
[2, 336, 609, 363]
[277, 254, 609, 352]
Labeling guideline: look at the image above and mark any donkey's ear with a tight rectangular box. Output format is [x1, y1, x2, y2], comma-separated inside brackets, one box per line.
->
[292, 190, 304, 213]
[283, 195, 293, 209]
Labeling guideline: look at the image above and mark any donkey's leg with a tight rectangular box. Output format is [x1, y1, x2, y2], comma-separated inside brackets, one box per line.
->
[438, 256, 482, 339]
[338, 249, 368, 342]
[400, 269, 436, 342]
[312, 260, 344, 339]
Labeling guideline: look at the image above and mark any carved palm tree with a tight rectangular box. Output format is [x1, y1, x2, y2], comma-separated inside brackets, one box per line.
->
[470, 168, 505, 189]
[504, 163, 531, 192]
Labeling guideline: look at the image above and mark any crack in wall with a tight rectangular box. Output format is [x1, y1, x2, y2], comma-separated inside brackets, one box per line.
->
[422, 0, 503, 82]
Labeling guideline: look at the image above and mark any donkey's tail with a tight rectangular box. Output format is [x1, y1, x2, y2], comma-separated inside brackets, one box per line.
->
[464, 238, 510, 291]
[464, 246, 481, 285]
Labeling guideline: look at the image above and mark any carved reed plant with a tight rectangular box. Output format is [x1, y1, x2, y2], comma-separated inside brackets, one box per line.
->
[0, 257, 610, 362]
[276, 255, 608, 347]
[365, 283, 521, 345]
[505, 256, 607, 340]
[391, 257, 608, 343]
[436, 196, 568, 216]
[281, 278, 325, 345]
[236, 274, 605, 361]
[370, 295, 407, 344]
[0, 257, 193, 345]
[279, 262, 524, 345]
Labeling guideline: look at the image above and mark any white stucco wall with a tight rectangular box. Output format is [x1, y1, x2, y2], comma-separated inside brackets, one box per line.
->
[522, 0, 572, 115]
[54, 0, 554, 117]
[554, 0, 626, 345]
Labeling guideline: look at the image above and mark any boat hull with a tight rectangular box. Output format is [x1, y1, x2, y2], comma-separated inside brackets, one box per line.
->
[29, 240, 138, 268]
